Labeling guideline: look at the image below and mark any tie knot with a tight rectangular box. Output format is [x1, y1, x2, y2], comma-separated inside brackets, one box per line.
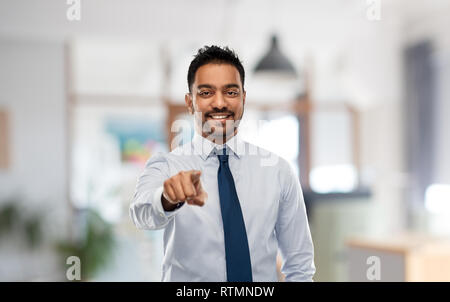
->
[216, 148, 228, 163]
[218, 153, 229, 164]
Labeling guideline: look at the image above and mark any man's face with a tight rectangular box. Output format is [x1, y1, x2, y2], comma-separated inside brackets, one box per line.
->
[185, 63, 246, 143]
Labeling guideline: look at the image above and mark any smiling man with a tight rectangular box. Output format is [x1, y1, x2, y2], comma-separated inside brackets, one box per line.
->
[188, 62, 244, 145]
[129, 45, 315, 282]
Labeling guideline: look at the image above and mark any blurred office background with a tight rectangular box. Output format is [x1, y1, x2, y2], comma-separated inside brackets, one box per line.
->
[1, 0, 450, 281]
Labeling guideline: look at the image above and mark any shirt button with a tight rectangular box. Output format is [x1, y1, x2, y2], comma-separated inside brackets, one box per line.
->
[159, 213, 165, 217]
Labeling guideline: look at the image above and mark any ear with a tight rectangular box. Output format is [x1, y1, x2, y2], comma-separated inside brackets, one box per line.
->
[185, 93, 194, 114]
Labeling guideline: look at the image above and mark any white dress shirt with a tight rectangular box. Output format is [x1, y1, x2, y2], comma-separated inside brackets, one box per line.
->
[129, 132, 315, 282]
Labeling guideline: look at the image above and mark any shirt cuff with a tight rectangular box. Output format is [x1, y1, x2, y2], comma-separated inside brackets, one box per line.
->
[152, 186, 184, 219]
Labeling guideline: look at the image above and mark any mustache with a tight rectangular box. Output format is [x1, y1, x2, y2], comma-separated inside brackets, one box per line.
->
[204, 109, 234, 117]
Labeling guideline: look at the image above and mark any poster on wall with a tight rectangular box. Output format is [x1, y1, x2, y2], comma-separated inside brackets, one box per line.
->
[104, 116, 168, 166]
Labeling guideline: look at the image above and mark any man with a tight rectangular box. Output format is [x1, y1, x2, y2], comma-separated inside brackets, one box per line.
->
[129, 45, 315, 282]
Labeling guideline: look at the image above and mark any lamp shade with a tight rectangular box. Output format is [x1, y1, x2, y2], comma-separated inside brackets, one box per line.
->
[254, 35, 297, 76]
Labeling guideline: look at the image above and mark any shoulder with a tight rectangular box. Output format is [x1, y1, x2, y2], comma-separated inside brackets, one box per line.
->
[169, 140, 194, 156]
[152, 141, 197, 170]
[241, 140, 300, 197]
[245, 140, 297, 175]
[144, 141, 192, 166]
[240, 140, 291, 171]
[165, 140, 196, 161]
[144, 151, 169, 168]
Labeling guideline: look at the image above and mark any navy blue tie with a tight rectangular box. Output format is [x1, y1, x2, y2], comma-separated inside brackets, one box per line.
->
[217, 148, 253, 282]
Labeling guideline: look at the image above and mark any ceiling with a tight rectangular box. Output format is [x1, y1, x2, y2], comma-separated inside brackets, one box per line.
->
[1, 0, 449, 105]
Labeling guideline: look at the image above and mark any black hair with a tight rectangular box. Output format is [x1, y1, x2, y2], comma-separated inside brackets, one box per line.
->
[187, 45, 245, 92]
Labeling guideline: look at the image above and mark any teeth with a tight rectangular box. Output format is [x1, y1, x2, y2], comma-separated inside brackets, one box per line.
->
[210, 115, 228, 119]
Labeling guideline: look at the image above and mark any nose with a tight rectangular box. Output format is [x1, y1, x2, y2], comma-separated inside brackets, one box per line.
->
[211, 92, 226, 110]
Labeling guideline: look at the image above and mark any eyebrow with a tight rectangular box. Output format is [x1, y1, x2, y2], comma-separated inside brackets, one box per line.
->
[224, 84, 240, 89]
[196, 83, 241, 90]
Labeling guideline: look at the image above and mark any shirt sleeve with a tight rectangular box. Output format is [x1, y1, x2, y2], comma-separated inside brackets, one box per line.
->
[275, 160, 316, 282]
[129, 152, 183, 230]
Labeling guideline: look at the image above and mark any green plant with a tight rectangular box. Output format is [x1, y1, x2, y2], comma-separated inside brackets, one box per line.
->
[0, 202, 19, 235]
[56, 209, 115, 280]
[0, 199, 43, 248]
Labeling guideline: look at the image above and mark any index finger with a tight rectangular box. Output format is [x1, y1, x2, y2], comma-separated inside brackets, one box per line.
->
[189, 170, 202, 182]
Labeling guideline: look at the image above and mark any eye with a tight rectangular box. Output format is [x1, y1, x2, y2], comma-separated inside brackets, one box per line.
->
[199, 90, 213, 97]
[226, 90, 239, 97]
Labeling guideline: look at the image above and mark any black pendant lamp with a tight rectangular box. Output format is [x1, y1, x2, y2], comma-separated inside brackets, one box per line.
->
[254, 35, 297, 76]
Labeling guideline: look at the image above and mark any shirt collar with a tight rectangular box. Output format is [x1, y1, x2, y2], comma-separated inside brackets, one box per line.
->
[192, 131, 245, 160]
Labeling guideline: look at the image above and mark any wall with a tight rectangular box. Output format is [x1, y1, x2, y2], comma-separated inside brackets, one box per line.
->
[0, 36, 69, 280]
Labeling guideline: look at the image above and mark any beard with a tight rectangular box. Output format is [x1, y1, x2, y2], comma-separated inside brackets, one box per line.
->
[195, 109, 244, 144]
